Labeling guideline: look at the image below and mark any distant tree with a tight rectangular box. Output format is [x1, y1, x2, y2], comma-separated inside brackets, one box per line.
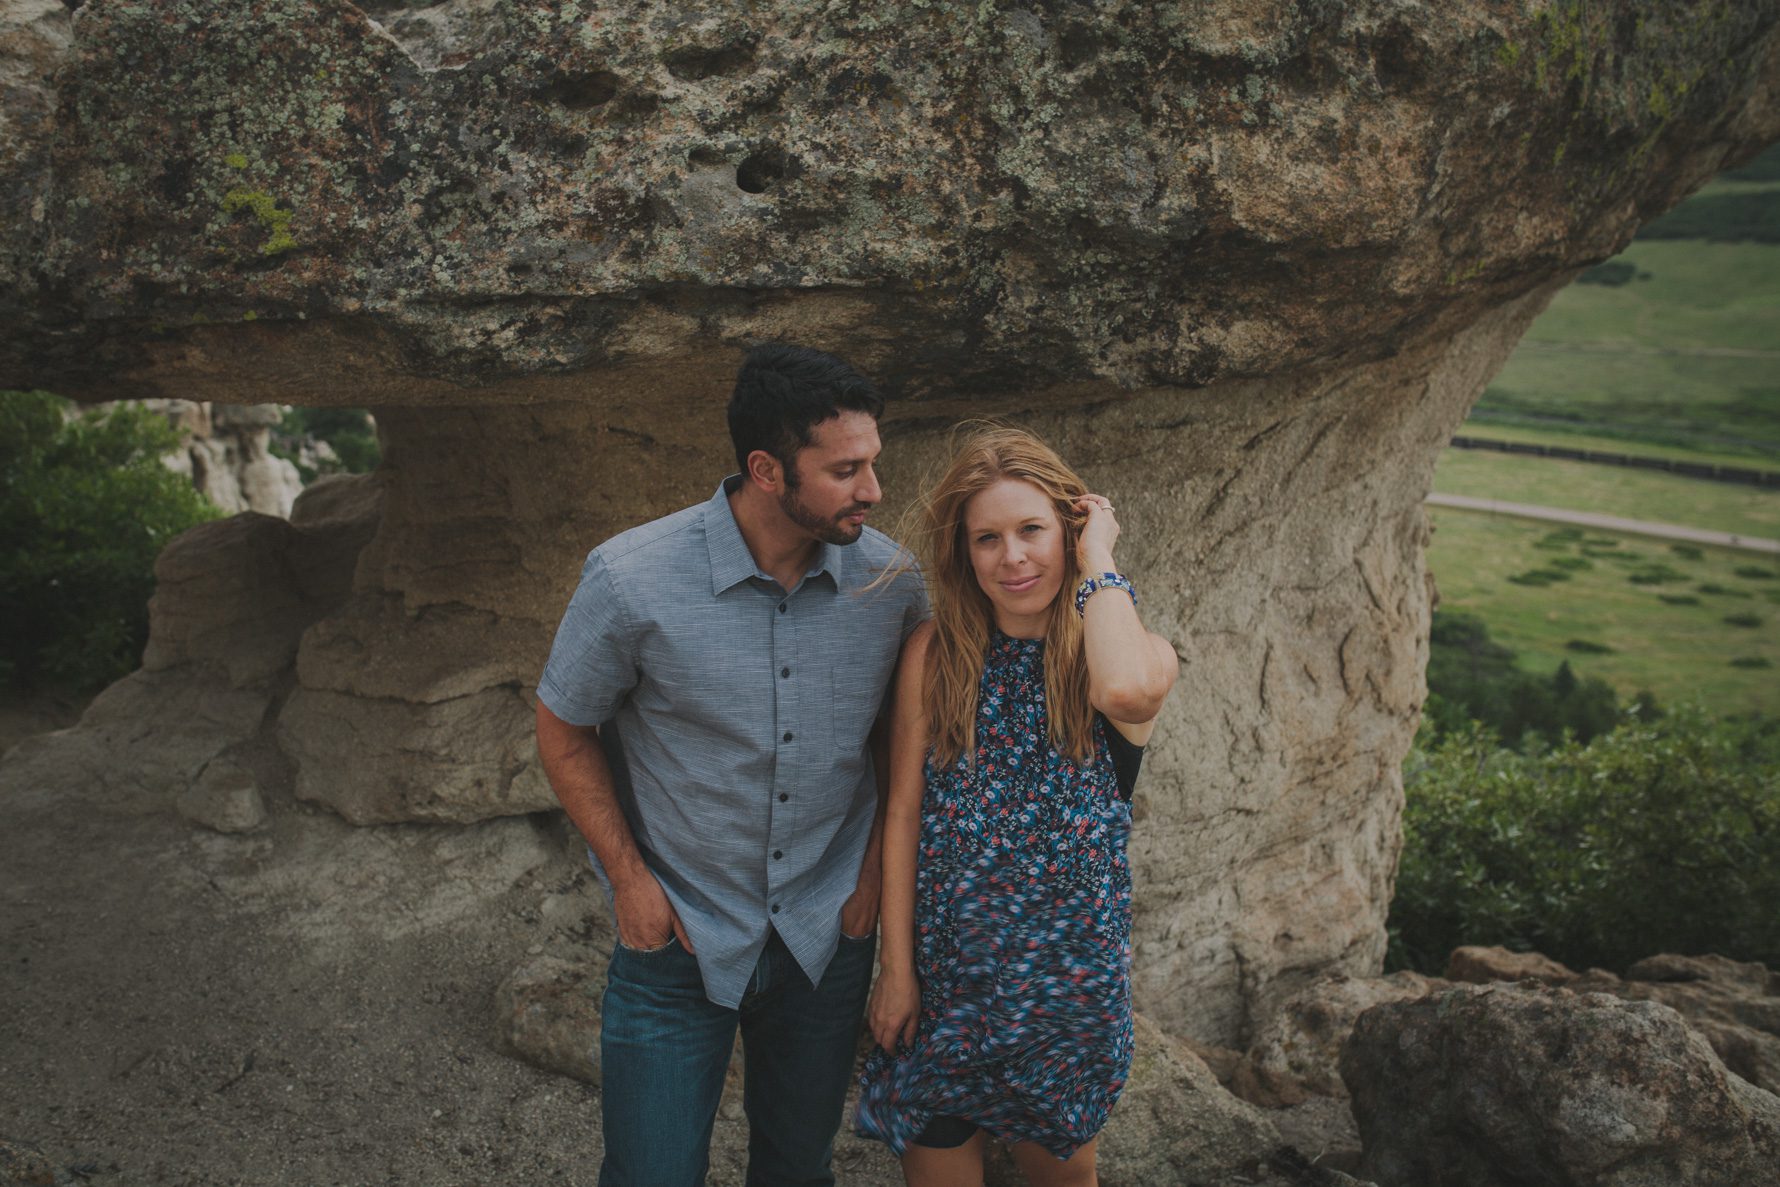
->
[1423, 610, 1630, 749]
[0, 391, 219, 692]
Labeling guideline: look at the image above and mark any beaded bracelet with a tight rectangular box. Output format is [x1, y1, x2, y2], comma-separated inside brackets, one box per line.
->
[1074, 571, 1137, 618]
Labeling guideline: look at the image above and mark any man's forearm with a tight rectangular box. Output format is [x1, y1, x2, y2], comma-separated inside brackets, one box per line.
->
[534, 700, 649, 890]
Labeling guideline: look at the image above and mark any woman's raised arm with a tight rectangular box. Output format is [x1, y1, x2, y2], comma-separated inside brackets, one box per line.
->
[1075, 495, 1178, 742]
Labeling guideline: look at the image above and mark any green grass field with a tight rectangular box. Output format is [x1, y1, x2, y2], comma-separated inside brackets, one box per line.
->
[1427, 509, 1780, 717]
[1470, 238, 1780, 461]
[1436, 162, 1780, 722]
[1432, 449, 1780, 540]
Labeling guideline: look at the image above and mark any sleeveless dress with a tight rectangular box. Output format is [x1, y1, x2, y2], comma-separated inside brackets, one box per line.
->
[855, 630, 1135, 1159]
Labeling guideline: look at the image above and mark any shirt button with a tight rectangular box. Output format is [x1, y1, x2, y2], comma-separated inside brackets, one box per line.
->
[773, 850, 783, 860]
[778, 793, 788, 802]
[771, 904, 781, 914]
[780, 666, 790, 678]
[783, 731, 793, 742]
[777, 603, 787, 614]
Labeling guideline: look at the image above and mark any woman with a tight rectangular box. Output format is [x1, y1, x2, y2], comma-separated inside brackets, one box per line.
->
[856, 427, 1179, 1186]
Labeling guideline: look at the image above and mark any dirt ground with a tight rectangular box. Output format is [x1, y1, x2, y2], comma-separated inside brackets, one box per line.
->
[0, 717, 910, 1187]
[0, 700, 1361, 1187]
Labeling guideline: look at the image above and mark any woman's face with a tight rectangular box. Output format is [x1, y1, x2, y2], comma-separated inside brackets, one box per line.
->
[962, 477, 1067, 638]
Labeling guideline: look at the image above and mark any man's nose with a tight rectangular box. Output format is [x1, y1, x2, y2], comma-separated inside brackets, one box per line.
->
[857, 466, 882, 506]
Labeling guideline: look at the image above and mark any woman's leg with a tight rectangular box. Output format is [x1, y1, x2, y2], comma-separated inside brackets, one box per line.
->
[901, 1128, 988, 1187]
[1008, 1136, 1097, 1187]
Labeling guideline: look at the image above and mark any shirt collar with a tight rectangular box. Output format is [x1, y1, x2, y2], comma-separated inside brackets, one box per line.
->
[705, 476, 845, 596]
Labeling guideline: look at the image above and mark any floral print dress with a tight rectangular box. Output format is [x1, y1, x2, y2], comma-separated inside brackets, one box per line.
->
[855, 630, 1135, 1159]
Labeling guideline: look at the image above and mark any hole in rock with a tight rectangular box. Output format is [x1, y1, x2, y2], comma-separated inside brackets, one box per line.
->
[663, 41, 758, 82]
[736, 149, 795, 195]
[539, 70, 620, 110]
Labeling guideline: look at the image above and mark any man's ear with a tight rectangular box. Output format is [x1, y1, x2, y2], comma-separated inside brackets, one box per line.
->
[746, 448, 784, 492]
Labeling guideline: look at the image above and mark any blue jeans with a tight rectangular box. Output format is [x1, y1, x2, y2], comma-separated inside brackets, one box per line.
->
[596, 928, 876, 1187]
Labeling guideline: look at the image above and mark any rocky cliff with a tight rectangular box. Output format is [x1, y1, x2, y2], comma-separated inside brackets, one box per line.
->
[2, 0, 1776, 1044]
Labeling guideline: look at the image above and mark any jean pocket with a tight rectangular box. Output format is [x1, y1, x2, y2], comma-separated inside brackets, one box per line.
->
[617, 935, 680, 956]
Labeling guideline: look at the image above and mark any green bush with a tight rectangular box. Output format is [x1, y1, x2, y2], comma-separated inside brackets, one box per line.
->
[0, 391, 219, 692]
[1733, 566, 1776, 581]
[272, 406, 380, 479]
[1389, 709, 1780, 974]
[1724, 612, 1764, 628]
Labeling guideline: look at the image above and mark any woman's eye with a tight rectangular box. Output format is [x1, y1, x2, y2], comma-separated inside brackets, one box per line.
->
[975, 534, 996, 545]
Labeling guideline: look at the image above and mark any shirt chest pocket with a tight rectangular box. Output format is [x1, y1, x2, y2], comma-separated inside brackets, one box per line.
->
[824, 630, 901, 758]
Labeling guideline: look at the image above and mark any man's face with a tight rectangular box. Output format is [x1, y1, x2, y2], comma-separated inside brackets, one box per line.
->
[778, 410, 883, 546]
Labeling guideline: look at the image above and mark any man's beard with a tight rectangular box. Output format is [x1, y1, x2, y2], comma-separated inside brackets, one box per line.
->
[779, 482, 868, 546]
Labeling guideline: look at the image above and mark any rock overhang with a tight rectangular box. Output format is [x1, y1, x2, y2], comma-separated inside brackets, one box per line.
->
[3, 0, 1777, 405]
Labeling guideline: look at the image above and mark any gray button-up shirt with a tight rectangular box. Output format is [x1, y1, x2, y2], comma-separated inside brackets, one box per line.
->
[537, 477, 928, 1007]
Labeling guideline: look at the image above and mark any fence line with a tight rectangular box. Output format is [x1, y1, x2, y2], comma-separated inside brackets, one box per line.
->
[1449, 435, 1780, 490]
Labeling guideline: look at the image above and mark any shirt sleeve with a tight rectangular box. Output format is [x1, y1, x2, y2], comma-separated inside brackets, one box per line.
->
[900, 563, 932, 642]
[536, 549, 639, 727]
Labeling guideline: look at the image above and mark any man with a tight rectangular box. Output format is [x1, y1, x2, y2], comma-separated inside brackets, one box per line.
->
[535, 343, 928, 1187]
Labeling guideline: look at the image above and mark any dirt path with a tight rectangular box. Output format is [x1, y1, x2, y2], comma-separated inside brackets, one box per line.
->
[1425, 492, 1780, 555]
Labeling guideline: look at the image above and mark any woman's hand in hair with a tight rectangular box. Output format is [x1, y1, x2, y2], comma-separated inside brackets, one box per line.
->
[1074, 494, 1120, 572]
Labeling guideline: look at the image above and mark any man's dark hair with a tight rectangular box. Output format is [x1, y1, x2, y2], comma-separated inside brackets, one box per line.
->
[728, 343, 884, 477]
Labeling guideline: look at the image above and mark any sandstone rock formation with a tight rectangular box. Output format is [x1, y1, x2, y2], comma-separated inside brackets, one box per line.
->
[0, 474, 382, 813]
[1341, 984, 1780, 1187]
[140, 400, 306, 517]
[3, 0, 1778, 1045]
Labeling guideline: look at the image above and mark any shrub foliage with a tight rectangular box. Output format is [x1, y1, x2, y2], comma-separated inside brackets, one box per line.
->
[1390, 709, 1780, 974]
[1422, 610, 1623, 749]
[1, 391, 219, 692]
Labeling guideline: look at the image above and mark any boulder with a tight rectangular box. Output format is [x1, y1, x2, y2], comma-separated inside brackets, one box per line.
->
[1245, 970, 1445, 1101]
[1341, 984, 1780, 1187]
[1446, 945, 1579, 986]
[175, 756, 269, 834]
[1091, 1013, 1285, 1187]
[494, 953, 607, 1086]
[278, 683, 553, 825]
[1596, 954, 1780, 1096]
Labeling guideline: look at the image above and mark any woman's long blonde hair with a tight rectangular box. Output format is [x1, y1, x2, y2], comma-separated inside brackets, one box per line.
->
[910, 426, 1096, 766]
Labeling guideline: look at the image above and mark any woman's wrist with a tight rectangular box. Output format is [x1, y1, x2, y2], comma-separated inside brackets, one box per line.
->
[1079, 547, 1117, 573]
